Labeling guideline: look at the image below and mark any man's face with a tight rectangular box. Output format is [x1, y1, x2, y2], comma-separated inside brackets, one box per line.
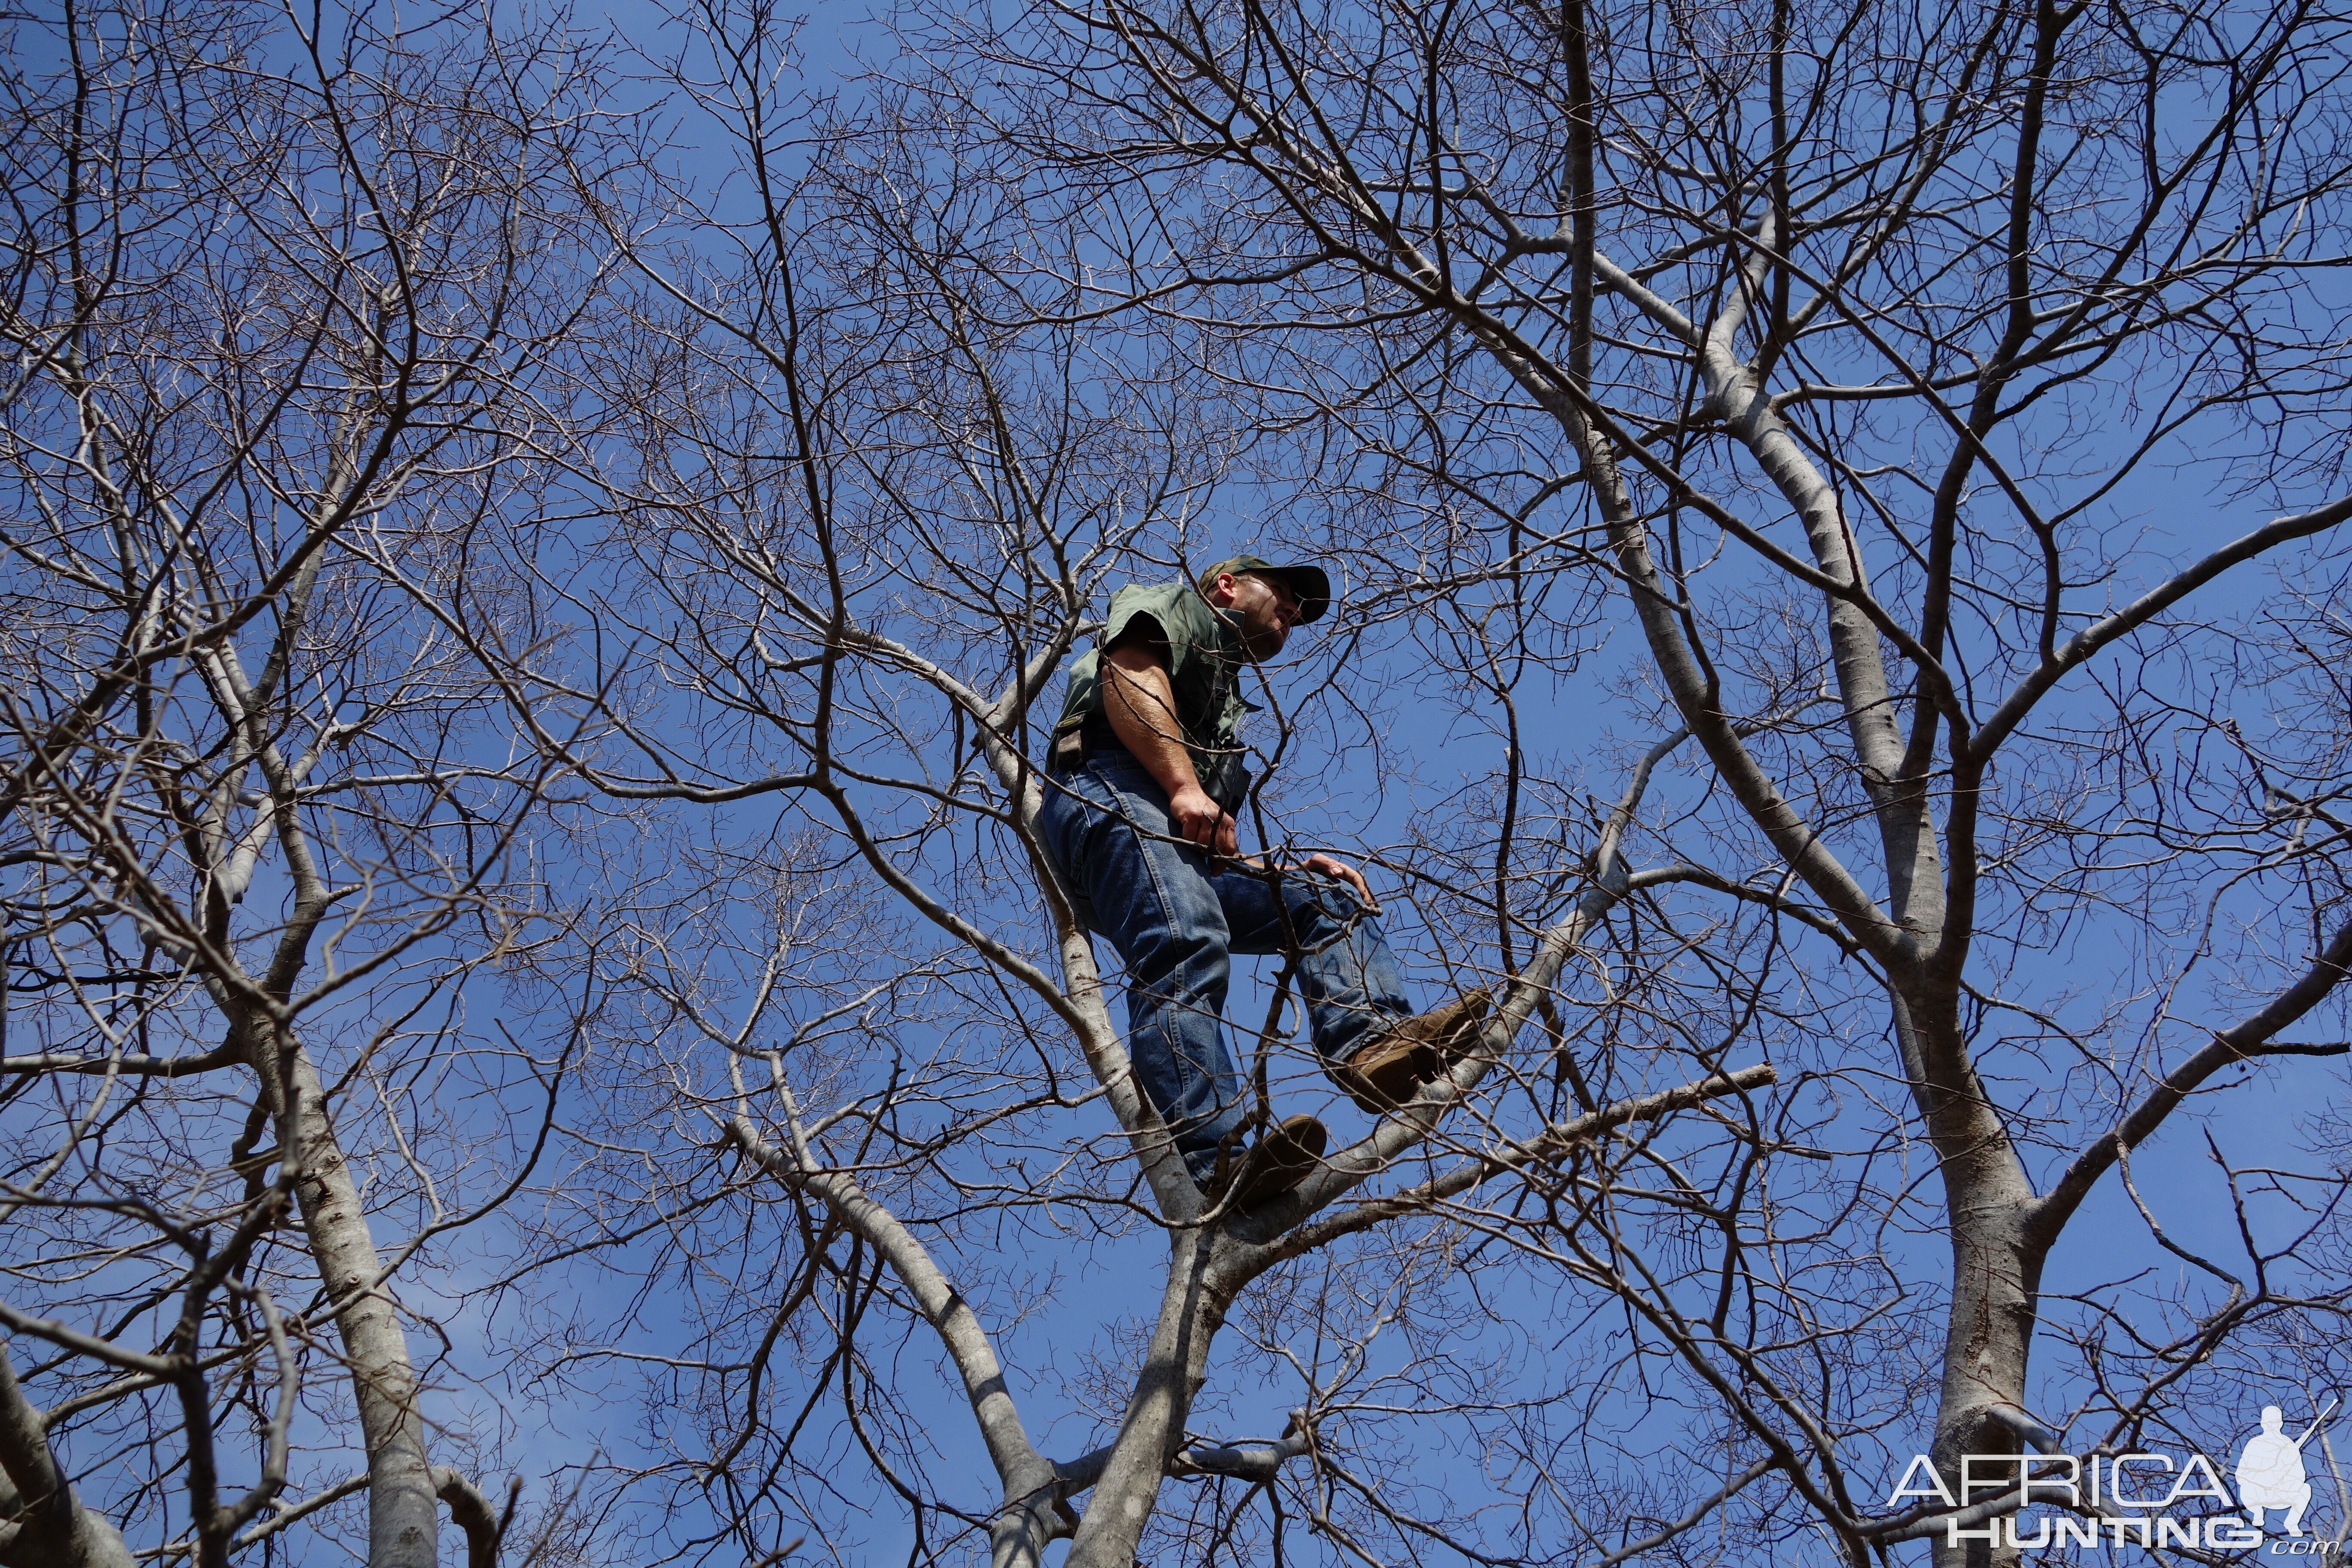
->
[1209, 571, 1302, 660]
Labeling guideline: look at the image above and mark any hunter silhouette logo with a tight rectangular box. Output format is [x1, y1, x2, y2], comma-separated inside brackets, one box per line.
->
[1886, 1398, 2337, 1552]
[2239, 1402, 2334, 1537]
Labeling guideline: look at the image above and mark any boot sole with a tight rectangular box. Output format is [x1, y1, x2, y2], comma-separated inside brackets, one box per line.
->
[1224, 1115, 1328, 1208]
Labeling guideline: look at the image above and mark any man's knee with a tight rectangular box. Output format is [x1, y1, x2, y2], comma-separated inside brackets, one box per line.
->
[1124, 924, 1231, 1004]
[1275, 875, 1361, 938]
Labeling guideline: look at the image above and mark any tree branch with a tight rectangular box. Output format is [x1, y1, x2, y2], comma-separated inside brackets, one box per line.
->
[433, 1467, 519, 1568]
[0, 1341, 135, 1568]
[1264, 1065, 1777, 1261]
[1969, 495, 2352, 762]
[720, 1118, 1052, 1496]
[2033, 914, 2352, 1245]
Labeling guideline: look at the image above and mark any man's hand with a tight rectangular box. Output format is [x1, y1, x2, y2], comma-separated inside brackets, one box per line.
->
[1168, 784, 1238, 856]
[1302, 852, 1377, 912]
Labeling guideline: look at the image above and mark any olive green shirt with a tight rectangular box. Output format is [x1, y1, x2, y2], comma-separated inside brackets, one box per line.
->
[1053, 580, 1256, 811]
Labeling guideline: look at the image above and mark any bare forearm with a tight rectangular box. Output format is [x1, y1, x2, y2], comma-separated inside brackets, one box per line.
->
[1102, 650, 1198, 799]
[1102, 645, 1232, 852]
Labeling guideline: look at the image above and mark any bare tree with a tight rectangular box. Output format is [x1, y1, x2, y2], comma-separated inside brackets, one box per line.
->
[862, 0, 2352, 1562]
[459, 9, 1782, 1566]
[497, 0, 2352, 1565]
[0, 2, 621, 1562]
[18, 1, 2352, 1566]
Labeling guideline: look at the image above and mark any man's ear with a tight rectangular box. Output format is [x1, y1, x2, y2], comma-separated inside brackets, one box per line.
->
[1204, 571, 1239, 606]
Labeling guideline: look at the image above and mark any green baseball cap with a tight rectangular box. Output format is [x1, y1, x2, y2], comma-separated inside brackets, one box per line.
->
[1197, 554, 1333, 623]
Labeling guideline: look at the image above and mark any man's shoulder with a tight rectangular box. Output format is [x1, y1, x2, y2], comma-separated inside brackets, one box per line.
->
[1105, 579, 1217, 647]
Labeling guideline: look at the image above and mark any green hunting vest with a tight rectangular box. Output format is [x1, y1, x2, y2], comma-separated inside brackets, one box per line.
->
[1052, 580, 1256, 812]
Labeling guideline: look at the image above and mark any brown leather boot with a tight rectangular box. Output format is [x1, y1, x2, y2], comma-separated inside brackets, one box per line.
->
[1329, 988, 1494, 1114]
[1206, 1113, 1329, 1210]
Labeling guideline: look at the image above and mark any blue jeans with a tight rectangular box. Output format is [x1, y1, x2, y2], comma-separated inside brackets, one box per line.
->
[1037, 751, 1415, 1183]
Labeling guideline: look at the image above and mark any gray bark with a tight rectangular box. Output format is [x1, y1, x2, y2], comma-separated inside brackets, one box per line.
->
[255, 1031, 438, 1568]
[0, 1342, 135, 1568]
[433, 1467, 513, 1568]
[1061, 1229, 1227, 1568]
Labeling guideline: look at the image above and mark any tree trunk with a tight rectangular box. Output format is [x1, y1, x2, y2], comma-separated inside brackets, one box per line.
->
[987, 1461, 1067, 1568]
[1063, 1230, 1227, 1567]
[1927, 1204, 2042, 1568]
[1908, 999, 2040, 1568]
[261, 1031, 438, 1568]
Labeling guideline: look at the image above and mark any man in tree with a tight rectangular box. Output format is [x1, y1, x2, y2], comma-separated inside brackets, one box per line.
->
[1041, 555, 1491, 1206]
